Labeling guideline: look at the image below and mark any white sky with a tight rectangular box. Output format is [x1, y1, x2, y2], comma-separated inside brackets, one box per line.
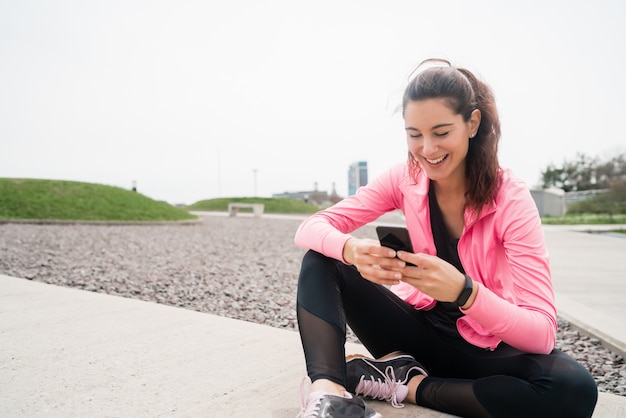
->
[1, 0, 625, 205]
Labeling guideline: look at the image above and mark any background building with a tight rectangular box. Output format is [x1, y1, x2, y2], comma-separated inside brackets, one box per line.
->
[348, 161, 368, 196]
[530, 188, 566, 217]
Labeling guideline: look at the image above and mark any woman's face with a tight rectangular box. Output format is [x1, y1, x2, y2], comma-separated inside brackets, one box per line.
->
[404, 98, 480, 185]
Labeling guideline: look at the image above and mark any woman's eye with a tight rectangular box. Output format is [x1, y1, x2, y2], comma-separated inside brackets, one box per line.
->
[409, 133, 422, 139]
[434, 131, 449, 137]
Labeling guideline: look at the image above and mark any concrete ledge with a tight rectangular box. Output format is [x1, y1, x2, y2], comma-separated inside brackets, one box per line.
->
[228, 203, 264, 218]
[1, 275, 624, 417]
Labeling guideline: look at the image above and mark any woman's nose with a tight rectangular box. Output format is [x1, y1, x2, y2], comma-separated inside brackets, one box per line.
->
[422, 136, 437, 155]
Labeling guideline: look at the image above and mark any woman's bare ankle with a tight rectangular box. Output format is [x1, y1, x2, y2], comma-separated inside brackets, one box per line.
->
[405, 374, 426, 404]
[310, 378, 346, 397]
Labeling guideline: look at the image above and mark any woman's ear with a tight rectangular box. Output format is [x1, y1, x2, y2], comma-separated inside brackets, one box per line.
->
[469, 109, 481, 138]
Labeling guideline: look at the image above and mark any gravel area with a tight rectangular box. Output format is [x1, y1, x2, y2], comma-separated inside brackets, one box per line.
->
[1, 213, 624, 396]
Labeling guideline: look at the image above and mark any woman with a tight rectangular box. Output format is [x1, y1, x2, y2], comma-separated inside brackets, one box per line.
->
[294, 59, 598, 418]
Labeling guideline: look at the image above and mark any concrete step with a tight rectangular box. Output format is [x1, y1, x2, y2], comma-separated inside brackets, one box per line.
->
[1, 274, 624, 417]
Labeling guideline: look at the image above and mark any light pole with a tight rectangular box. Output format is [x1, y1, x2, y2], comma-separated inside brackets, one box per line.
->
[252, 168, 258, 197]
[217, 148, 221, 197]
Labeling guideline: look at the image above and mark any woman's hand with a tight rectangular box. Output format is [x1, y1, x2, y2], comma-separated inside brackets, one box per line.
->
[343, 238, 407, 286]
[396, 251, 472, 305]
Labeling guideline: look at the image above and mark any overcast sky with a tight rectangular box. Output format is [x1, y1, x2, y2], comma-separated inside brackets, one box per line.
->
[1, 0, 625, 205]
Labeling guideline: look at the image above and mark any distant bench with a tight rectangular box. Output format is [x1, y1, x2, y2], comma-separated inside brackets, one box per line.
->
[228, 203, 264, 218]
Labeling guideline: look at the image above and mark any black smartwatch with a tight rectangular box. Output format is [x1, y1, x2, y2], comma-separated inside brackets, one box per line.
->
[455, 274, 474, 307]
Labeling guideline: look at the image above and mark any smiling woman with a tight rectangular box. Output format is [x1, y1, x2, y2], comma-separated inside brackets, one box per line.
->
[292, 59, 599, 418]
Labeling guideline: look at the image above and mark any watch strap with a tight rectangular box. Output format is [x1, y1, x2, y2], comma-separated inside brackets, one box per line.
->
[455, 274, 473, 306]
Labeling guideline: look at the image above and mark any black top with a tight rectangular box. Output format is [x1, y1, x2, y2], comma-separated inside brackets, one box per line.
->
[423, 181, 465, 337]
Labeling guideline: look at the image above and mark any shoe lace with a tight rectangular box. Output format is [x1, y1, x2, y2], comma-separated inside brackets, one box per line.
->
[355, 359, 424, 409]
[296, 377, 322, 418]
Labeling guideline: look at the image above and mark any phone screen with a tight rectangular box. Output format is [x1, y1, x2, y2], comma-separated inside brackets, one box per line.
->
[375, 226, 415, 266]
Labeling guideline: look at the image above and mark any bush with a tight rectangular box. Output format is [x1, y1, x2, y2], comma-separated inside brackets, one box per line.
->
[568, 179, 626, 217]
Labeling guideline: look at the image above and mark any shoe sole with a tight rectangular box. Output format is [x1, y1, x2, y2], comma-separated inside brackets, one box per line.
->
[346, 350, 414, 362]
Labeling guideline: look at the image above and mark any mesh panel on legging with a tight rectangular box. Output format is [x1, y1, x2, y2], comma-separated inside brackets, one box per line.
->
[296, 250, 348, 385]
[297, 305, 347, 385]
[417, 377, 491, 418]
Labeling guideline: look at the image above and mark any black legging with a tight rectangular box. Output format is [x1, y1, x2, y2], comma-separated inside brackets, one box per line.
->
[296, 250, 598, 418]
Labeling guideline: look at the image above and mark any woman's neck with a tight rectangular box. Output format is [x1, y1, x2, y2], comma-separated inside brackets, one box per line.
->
[431, 175, 466, 198]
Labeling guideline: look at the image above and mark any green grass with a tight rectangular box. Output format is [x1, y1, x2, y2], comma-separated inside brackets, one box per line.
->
[186, 196, 321, 214]
[541, 213, 626, 225]
[0, 178, 197, 221]
[11, 178, 622, 227]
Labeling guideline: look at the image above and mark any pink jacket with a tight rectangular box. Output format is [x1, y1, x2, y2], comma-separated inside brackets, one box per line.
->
[294, 162, 557, 354]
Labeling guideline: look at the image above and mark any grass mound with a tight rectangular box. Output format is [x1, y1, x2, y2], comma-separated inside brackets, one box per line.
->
[541, 213, 626, 225]
[186, 197, 321, 214]
[0, 178, 197, 222]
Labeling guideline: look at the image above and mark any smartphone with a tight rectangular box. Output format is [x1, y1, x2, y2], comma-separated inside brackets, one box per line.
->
[375, 226, 415, 266]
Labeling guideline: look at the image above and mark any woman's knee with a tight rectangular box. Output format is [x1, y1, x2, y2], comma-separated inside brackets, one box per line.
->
[299, 250, 336, 283]
[297, 251, 340, 301]
[565, 368, 598, 416]
[301, 249, 332, 266]
[548, 356, 598, 417]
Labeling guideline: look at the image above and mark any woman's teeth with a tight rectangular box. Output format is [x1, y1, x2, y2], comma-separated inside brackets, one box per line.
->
[426, 154, 448, 164]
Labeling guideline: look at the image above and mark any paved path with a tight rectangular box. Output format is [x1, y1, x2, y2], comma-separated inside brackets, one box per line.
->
[1, 217, 626, 417]
[543, 225, 626, 359]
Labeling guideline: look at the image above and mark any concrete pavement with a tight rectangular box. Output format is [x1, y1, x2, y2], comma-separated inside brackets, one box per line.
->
[1, 218, 626, 417]
[0, 274, 453, 418]
[543, 225, 626, 360]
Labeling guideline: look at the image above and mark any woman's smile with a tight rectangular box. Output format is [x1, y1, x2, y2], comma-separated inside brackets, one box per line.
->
[424, 154, 449, 165]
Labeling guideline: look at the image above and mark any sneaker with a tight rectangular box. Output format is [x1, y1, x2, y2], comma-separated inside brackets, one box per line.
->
[346, 351, 428, 408]
[297, 376, 381, 418]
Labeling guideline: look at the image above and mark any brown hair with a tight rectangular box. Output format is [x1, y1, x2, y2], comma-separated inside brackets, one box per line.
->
[402, 60, 501, 214]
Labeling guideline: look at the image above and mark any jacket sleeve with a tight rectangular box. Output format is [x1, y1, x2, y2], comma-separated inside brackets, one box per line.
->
[294, 165, 404, 262]
[460, 177, 557, 354]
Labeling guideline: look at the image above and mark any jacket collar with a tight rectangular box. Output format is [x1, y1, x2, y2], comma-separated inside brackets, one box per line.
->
[398, 166, 499, 230]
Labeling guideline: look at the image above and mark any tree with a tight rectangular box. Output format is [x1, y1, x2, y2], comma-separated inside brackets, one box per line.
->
[540, 152, 625, 192]
[541, 164, 570, 191]
[595, 154, 626, 189]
